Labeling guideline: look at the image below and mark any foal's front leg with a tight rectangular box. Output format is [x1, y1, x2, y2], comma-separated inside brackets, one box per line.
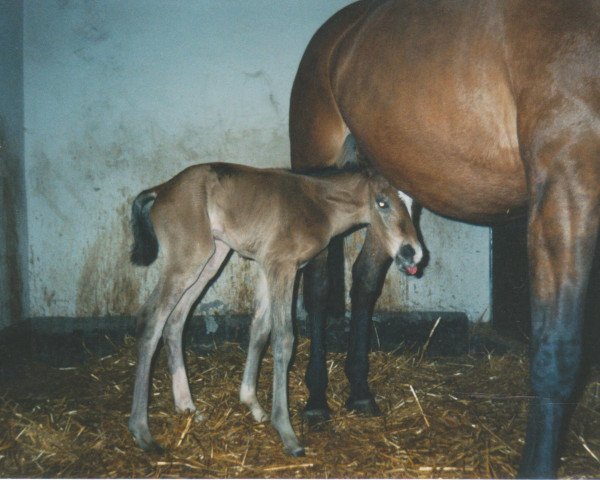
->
[240, 268, 271, 423]
[269, 267, 304, 456]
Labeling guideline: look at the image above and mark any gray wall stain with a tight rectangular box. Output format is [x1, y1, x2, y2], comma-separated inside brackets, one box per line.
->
[76, 200, 144, 316]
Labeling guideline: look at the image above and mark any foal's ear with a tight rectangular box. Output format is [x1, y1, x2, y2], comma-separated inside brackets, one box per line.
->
[363, 166, 380, 179]
[364, 167, 392, 188]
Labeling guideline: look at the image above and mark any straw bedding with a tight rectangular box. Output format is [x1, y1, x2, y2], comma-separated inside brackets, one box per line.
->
[1, 334, 599, 478]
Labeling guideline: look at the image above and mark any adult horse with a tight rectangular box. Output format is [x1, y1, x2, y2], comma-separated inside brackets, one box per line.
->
[289, 0, 600, 477]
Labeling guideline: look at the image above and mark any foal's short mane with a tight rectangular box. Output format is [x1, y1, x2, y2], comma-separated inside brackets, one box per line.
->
[210, 163, 240, 180]
[290, 164, 364, 177]
[209, 162, 373, 182]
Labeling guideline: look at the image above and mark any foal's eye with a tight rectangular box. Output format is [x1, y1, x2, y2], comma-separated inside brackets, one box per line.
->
[376, 197, 389, 209]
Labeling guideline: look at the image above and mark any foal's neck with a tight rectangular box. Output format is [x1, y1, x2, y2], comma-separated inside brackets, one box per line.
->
[317, 172, 372, 236]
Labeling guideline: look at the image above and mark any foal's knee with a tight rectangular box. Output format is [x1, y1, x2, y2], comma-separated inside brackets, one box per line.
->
[273, 333, 294, 364]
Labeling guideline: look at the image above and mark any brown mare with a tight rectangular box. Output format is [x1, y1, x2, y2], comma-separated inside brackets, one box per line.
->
[289, 0, 600, 477]
[127, 162, 422, 456]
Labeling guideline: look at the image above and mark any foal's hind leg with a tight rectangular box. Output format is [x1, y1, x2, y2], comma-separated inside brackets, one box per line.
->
[240, 267, 271, 423]
[129, 251, 215, 452]
[129, 196, 219, 454]
[163, 240, 231, 416]
[345, 228, 392, 414]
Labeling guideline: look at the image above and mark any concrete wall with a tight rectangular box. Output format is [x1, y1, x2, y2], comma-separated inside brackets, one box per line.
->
[0, 1, 26, 330]
[23, 0, 491, 322]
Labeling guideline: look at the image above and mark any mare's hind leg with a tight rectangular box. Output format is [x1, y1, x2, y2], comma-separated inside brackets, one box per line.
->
[128, 249, 216, 453]
[240, 267, 271, 423]
[345, 228, 392, 414]
[162, 240, 231, 416]
[518, 114, 600, 478]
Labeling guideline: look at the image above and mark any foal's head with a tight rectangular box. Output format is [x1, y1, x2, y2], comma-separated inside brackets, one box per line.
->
[367, 174, 423, 275]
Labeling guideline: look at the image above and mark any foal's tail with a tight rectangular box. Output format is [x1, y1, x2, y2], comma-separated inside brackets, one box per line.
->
[130, 189, 159, 266]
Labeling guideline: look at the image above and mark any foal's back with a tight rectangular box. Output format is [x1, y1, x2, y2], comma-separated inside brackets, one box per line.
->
[207, 163, 353, 261]
[154, 163, 357, 263]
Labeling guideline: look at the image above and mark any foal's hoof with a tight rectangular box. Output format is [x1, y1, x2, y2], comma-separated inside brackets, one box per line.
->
[191, 410, 206, 423]
[346, 397, 382, 416]
[302, 408, 331, 430]
[129, 424, 166, 454]
[145, 441, 166, 455]
[286, 446, 306, 457]
[133, 436, 165, 454]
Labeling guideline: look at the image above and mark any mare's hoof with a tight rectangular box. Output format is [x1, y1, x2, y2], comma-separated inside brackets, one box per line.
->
[346, 397, 382, 416]
[286, 446, 306, 457]
[302, 408, 331, 430]
[517, 465, 556, 479]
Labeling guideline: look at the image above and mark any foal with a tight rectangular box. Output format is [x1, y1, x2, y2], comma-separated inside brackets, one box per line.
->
[128, 162, 423, 456]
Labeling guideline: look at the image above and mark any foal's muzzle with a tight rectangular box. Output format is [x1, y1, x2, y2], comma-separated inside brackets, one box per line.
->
[396, 243, 421, 276]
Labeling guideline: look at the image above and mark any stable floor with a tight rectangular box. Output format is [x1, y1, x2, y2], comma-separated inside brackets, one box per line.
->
[1, 335, 599, 478]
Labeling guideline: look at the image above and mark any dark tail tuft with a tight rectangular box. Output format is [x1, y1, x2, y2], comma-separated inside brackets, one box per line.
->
[130, 189, 159, 266]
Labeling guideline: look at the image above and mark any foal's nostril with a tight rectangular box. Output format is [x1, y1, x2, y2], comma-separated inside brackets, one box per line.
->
[400, 244, 416, 260]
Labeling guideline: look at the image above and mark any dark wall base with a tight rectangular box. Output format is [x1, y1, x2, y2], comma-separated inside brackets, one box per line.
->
[0, 312, 480, 374]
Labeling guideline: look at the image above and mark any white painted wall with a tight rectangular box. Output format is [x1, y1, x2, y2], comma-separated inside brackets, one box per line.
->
[0, 0, 26, 330]
[23, 0, 491, 322]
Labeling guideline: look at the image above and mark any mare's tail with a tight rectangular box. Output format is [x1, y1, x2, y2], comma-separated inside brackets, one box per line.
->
[130, 189, 159, 266]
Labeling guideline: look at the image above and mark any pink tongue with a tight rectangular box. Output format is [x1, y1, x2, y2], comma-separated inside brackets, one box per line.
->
[406, 265, 418, 276]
